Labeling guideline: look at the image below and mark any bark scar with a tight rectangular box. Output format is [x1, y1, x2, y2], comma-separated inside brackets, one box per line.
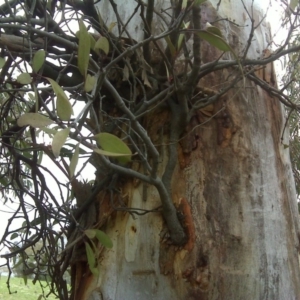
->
[178, 197, 196, 251]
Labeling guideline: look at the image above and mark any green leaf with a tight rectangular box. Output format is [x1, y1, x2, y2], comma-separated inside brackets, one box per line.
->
[0, 176, 8, 187]
[78, 20, 91, 77]
[0, 57, 5, 69]
[23, 275, 28, 285]
[46, 78, 73, 121]
[13, 257, 23, 269]
[198, 27, 244, 80]
[177, 33, 184, 50]
[94, 36, 109, 55]
[93, 148, 133, 158]
[38, 150, 43, 164]
[52, 128, 70, 158]
[85, 242, 99, 276]
[84, 229, 113, 248]
[10, 233, 19, 240]
[32, 50, 46, 73]
[195, 0, 208, 5]
[17, 113, 53, 128]
[30, 217, 42, 226]
[89, 33, 96, 50]
[91, 267, 99, 276]
[33, 85, 39, 112]
[164, 61, 170, 81]
[206, 25, 223, 37]
[197, 30, 231, 52]
[108, 22, 117, 33]
[181, 0, 187, 9]
[94, 230, 113, 248]
[93, 132, 132, 164]
[164, 35, 176, 58]
[177, 21, 190, 50]
[290, 0, 298, 11]
[46, 0, 52, 11]
[5, 116, 15, 124]
[57, 92, 73, 121]
[28, 93, 35, 101]
[41, 127, 58, 136]
[84, 229, 97, 239]
[84, 74, 96, 92]
[69, 143, 80, 178]
[17, 73, 32, 84]
[65, 142, 86, 151]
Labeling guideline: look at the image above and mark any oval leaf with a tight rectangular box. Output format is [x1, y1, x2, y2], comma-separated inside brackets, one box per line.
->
[41, 127, 58, 136]
[32, 50, 46, 73]
[17, 113, 54, 128]
[23, 275, 28, 285]
[0, 57, 5, 69]
[78, 20, 91, 77]
[69, 143, 80, 178]
[46, 78, 73, 121]
[177, 21, 190, 50]
[290, 0, 298, 11]
[89, 33, 96, 50]
[90, 267, 99, 276]
[94, 229, 113, 248]
[30, 217, 42, 226]
[205, 24, 223, 37]
[46, 78, 69, 101]
[94, 37, 109, 55]
[85, 242, 99, 276]
[28, 93, 35, 101]
[85, 242, 95, 265]
[181, 0, 187, 9]
[57, 94, 73, 121]
[84, 74, 96, 92]
[94, 132, 132, 164]
[84, 229, 97, 239]
[10, 233, 19, 240]
[197, 30, 231, 52]
[52, 128, 70, 158]
[93, 148, 133, 158]
[17, 73, 32, 84]
[108, 22, 117, 33]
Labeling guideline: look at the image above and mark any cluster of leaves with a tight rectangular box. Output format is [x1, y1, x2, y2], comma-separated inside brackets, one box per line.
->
[0, 1, 135, 298]
[0, 0, 300, 299]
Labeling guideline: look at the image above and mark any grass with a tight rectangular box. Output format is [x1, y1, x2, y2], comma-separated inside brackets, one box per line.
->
[0, 276, 57, 300]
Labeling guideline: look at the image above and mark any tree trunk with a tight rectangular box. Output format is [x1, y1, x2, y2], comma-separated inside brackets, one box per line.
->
[75, 1, 300, 299]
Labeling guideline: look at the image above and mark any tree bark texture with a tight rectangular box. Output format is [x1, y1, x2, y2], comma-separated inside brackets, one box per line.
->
[77, 1, 300, 299]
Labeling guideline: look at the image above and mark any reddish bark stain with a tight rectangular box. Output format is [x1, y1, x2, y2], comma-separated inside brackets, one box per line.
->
[71, 263, 93, 300]
[178, 197, 196, 251]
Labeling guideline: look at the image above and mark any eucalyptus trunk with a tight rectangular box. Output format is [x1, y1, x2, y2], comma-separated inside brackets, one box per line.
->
[74, 1, 300, 299]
